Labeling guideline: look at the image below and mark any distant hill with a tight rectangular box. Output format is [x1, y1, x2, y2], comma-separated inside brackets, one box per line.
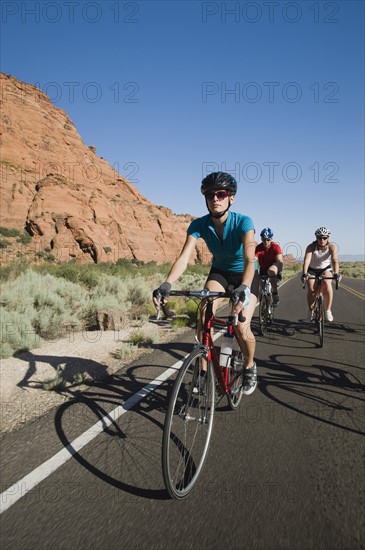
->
[283, 254, 300, 265]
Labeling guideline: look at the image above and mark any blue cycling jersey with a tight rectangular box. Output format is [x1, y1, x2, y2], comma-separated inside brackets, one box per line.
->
[187, 211, 255, 272]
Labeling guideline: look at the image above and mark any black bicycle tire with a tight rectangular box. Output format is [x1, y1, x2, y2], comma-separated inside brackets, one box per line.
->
[268, 293, 275, 325]
[318, 296, 324, 347]
[226, 350, 244, 410]
[259, 295, 268, 336]
[162, 348, 215, 499]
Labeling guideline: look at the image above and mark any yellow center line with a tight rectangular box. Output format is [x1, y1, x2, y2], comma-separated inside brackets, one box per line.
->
[340, 283, 365, 300]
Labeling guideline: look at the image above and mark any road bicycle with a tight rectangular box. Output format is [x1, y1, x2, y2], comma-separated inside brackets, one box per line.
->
[258, 275, 278, 336]
[157, 289, 246, 499]
[303, 274, 339, 347]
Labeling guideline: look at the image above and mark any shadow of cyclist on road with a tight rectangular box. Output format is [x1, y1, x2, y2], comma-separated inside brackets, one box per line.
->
[14, 350, 109, 390]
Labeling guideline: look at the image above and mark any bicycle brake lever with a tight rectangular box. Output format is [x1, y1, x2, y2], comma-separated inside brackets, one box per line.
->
[155, 293, 162, 320]
[231, 293, 239, 325]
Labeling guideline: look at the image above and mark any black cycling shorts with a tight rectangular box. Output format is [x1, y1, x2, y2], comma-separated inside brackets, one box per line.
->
[308, 265, 332, 276]
[206, 267, 259, 299]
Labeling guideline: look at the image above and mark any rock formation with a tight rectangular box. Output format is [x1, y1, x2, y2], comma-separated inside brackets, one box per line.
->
[0, 73, 208, 264]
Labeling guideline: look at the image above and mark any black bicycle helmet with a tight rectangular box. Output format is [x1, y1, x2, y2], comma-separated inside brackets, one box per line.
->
[201, 172, 237, 195]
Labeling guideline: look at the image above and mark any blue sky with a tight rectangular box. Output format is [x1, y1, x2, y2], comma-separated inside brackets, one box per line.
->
[1, 0, 364, 258]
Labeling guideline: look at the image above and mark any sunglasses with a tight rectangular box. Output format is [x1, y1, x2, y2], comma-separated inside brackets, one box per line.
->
[317, 236, 329, 240]
[262, 238, 271, 242]
[205, 190, 230, 201]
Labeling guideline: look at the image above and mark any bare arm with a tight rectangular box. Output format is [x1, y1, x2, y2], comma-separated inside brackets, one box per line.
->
[329, 242, 340, 273]
[276, 253, 284, 273]
[242, 230, 256, 288]
[302, 244, 314, 274]
[165, 234, 197, 285]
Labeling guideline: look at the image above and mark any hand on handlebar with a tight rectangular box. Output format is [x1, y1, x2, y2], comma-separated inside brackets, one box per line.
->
[152, 282, 171, 307]
[152, 282, 176, 319]
[301, 273, 308, 284]
[232, 284, 250, 315]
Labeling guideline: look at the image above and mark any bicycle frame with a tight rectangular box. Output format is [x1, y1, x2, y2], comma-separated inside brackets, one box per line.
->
[260, 275, 273, 296]
[304, 274, 339, 347]
[258, 275, 277, 335]
[199, 297, 242, 396]
[157, 289, 244, 396]
[305, 274, 339, 309]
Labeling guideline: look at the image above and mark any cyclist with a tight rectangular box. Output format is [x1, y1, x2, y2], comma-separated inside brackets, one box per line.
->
[255, 227, 283, 305]
[301, 227, 340, 322]
[153, 172, 259, 396]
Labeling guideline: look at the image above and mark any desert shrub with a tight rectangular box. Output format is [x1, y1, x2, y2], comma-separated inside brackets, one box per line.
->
[0, 227, 21, 237]
[0, 270, 90, 356]
[177, 270, 209, 290]
[0, 262, 29, 283]
[112, 342, 138, 360]
[340, 262, 364, 278]
[38, 262, 101, 289]
[16, 232, 32, 245]
[170, 317, 190, 330]
[0, 238, 12, 249]
[129, 330, 154, 347]
[35, 250, 55, 262]
[282, 263, 302, 281]
[0, 308, 43, 358]
[42, 367, 65, 391]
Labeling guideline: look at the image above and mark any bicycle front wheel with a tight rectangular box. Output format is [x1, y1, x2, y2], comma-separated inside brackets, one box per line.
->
[162, 348, 215, 499]
[259, 295, 268, 336]
[268, 294, 275, 325]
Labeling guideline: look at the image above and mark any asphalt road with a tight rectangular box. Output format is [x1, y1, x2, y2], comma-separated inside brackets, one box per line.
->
[1, 276, 364, 550]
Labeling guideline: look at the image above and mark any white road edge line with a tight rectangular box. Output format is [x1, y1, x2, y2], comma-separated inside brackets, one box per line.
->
[0, 359, 184, 514]
[1, 277, 293, 514]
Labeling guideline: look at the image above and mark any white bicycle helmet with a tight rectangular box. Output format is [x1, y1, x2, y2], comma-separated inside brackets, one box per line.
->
[315, 227, 331, 237]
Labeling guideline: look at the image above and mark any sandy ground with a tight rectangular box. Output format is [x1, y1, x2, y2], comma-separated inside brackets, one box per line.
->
[0, 318, 188, 435]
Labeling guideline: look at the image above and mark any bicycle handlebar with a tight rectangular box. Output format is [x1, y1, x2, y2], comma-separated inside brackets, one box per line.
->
[167, 289, 234, 299]
[154, 289, 242, 324]
[302, 275, 340, 290]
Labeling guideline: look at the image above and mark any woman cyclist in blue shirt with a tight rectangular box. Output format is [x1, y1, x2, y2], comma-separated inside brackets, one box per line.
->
[153, 172, 259, 396]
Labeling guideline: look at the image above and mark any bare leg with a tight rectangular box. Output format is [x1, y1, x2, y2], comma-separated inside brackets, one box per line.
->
[267, 265, 278, 292]
[322, 271, 333, 311]
[307, 279, 316, 310]
[234, 294, 257, 369]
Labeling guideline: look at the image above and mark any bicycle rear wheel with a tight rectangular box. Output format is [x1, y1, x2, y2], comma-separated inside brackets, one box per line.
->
[259, 295, 268, 336]
[162, 348, 215, 499]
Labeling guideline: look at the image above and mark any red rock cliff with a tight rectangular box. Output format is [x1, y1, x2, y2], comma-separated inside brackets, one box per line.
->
[0, 73, 208, 264]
